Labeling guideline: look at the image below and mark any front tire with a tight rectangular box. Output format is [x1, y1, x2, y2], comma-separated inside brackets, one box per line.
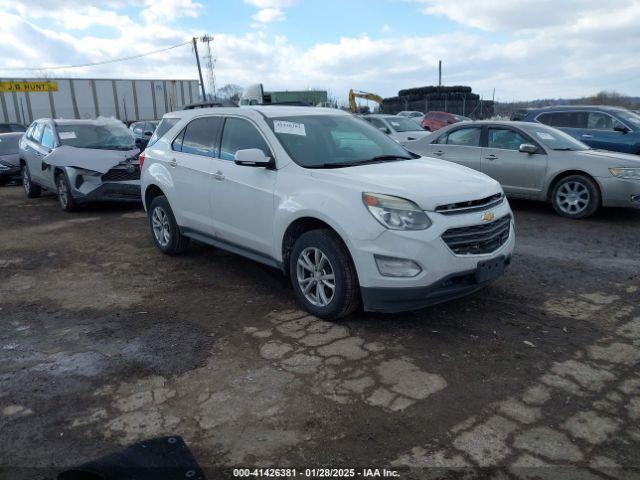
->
[551, 174, 600, 219]
[148, 195, 190, 255]
[22, 164, 41, 198]
[289, 229, 360, 321]
[55, 172, 79, 212]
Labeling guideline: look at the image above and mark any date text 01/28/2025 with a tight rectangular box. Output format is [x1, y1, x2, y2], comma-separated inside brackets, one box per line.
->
[232, 468, 401, 478]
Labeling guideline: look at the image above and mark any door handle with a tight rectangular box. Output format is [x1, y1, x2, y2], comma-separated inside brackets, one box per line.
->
[433, 150, 445, 156]
[169, 158, 177, 167]
[212, 170, 225, 181]
[581, 134, 593, 139]
[485, 154, 498, 161]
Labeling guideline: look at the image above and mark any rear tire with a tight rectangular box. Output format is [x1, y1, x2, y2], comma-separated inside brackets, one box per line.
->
[551, 174, 600, 219]
[55, 172, 79, 212]
[289, 229, 360, 321]
[22, 164, 41, 198]
[148, 195, 190, 255]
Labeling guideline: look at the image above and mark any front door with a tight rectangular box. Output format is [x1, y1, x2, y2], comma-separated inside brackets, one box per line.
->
[481, 127, 548, 198]
[209, 116, 277, 258]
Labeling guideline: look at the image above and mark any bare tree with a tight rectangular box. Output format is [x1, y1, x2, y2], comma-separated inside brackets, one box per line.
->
[217, 84, 244, 103]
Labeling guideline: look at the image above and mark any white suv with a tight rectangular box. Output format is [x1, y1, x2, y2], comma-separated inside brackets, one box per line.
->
[141, 106, 515, 320]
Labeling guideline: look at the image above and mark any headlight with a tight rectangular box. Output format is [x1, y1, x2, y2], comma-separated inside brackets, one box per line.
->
[363, 193, 432, 230]
[609, 167, 640, 180]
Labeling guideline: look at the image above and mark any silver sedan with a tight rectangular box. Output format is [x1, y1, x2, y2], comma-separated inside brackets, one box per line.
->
[406, 121, 640, 218]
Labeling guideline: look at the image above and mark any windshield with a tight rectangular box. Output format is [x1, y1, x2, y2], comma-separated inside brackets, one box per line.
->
[385, 117, 423, 132]
[268, 115, 412, 168]
[617, 111, 640, 129]
[532, 127, 590, 151]
[57, 122, 136, 150]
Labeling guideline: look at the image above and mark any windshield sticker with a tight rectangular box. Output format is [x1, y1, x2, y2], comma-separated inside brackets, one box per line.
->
[536, 132, 554, 140]
[59, 131, 77, 140]
[274, 121, 306, 136]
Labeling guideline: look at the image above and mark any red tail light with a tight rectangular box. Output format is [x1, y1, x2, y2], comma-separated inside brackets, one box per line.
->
[139, 151, 146, 168]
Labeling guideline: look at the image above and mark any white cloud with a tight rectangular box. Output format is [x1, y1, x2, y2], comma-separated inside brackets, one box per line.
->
[381, 24, 391, 33]
[252, 7, 285, 23]
[0, 1, 638, 104]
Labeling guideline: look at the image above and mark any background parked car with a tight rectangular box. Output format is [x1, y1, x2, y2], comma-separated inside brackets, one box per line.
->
[422, 111, 471, 132]
[0, 132, 23, 185]
[363, 114, 431, 144]
[19, 118, 141, 211]
[406, 121, 640, 219]
[515, 105, 640, 155]
[130, 120, 159, 150]
[0, 123, 27, 133]
[396, 111, 425, 125]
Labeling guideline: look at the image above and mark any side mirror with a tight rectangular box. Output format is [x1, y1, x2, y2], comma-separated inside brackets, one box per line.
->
[614, 124, 630, 134]
[144, 131, 154, 136]
[519, 143, 538, 154]
[234, 148, 272, 167]
[378, 127, 390, 134]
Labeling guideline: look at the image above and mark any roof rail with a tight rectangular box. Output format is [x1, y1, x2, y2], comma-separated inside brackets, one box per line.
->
[183, 100, 238, 110]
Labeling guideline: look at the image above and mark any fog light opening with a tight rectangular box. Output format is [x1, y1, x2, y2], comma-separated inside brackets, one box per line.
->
[375, 255, 422, 277]
[631, 194, 640, 204]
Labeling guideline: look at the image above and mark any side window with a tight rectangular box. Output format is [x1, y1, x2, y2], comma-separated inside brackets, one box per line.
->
[147, 117, 180, 147]
[488, 129, 527, 151]
[179, 116, 223, 157]
[546, 112, 587, 129]
[220, 117, 272, 161]
[41, 125, 55, 149]
[32, 122, 45, 143]
[587, 112, 618, 131]
[537, 113, 553, 126]
[25, 123, 36, 140]
[133, 124, 144, 134]
[367, 118, 387, 130]
[446, 127, 481, 146]
[172, 128, 186, 152]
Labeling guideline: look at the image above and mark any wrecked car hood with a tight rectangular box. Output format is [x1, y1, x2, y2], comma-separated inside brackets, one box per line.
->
[44, 145, 140, 174]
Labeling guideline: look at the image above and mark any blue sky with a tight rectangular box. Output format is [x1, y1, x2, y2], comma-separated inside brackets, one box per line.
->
[1, 0, 639, 104]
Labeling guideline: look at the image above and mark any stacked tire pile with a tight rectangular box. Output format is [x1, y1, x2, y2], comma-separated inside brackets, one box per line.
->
[382, 85, 494, 119]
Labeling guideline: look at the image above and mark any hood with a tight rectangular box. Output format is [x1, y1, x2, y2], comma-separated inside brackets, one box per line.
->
[0, 153, 20, 167]
[43, 145, 140, 174]
[311, 157, 502, 211]
[577, 149, 640, 166]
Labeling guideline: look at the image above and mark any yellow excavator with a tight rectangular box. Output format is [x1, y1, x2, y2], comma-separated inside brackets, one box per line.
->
[348, 89, 384, 113]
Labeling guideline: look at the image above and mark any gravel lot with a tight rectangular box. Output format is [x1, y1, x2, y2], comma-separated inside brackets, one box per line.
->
[1, 185, 639, 479]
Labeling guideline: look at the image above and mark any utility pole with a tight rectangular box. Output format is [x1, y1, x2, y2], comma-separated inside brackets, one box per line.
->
[192, 37, 206, 101]
[438, 60, 442, 87]
[201, 35, 217, 99]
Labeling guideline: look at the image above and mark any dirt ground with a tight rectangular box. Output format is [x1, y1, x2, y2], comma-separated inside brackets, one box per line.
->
[1, 185, 639, 479]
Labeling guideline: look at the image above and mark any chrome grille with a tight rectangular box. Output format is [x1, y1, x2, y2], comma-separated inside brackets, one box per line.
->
[442, 214, 511, 255]
[436, 193, 504, 215]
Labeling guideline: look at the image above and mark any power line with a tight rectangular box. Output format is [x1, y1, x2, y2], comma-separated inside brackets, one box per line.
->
[0, 40, 193, 71]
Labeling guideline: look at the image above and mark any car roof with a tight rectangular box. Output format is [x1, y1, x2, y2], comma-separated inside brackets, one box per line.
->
[527, 105, 629, 113]
[163, 106, 351, 120]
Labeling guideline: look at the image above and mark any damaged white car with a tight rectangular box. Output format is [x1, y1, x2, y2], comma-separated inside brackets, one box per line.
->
[19, 118, 141, 211]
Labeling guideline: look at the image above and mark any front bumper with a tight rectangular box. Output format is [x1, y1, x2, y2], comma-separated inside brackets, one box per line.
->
[67, 167, 141, 204]
[599, 176, 640, 209]
[349, 199, 515, 313]
[362, 256, 511, 313]
[0, 164, 20, 179]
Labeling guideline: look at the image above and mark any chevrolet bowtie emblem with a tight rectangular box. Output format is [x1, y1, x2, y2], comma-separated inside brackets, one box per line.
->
[482, 212, 495, 222]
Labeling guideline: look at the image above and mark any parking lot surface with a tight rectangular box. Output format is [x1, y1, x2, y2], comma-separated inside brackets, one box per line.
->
[1, 186, 639, 479]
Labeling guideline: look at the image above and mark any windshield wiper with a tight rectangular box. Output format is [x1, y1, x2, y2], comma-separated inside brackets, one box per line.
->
[348, 155, 412, 165]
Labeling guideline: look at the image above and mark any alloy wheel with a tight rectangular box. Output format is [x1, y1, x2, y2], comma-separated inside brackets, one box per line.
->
[296, 247, 336, 307]
[56, 176, 68, 209]
[22, 168, 30, 195]
[556, 181, 590, 215]
[151, 206, 171, 247]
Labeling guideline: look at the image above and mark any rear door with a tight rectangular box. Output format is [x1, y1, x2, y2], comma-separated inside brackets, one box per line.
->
[169, 116, 223, 234]
[430, 126, 482, 171]
[209, 116, 277, 257]
[23, 122, 46, 185]
[481, 127, 548, 198]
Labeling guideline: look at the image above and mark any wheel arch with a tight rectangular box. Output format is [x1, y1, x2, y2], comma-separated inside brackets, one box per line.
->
[546, 170, 602, 202]
[280, 216, 354, 276]
[144, 184, 165, 211]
